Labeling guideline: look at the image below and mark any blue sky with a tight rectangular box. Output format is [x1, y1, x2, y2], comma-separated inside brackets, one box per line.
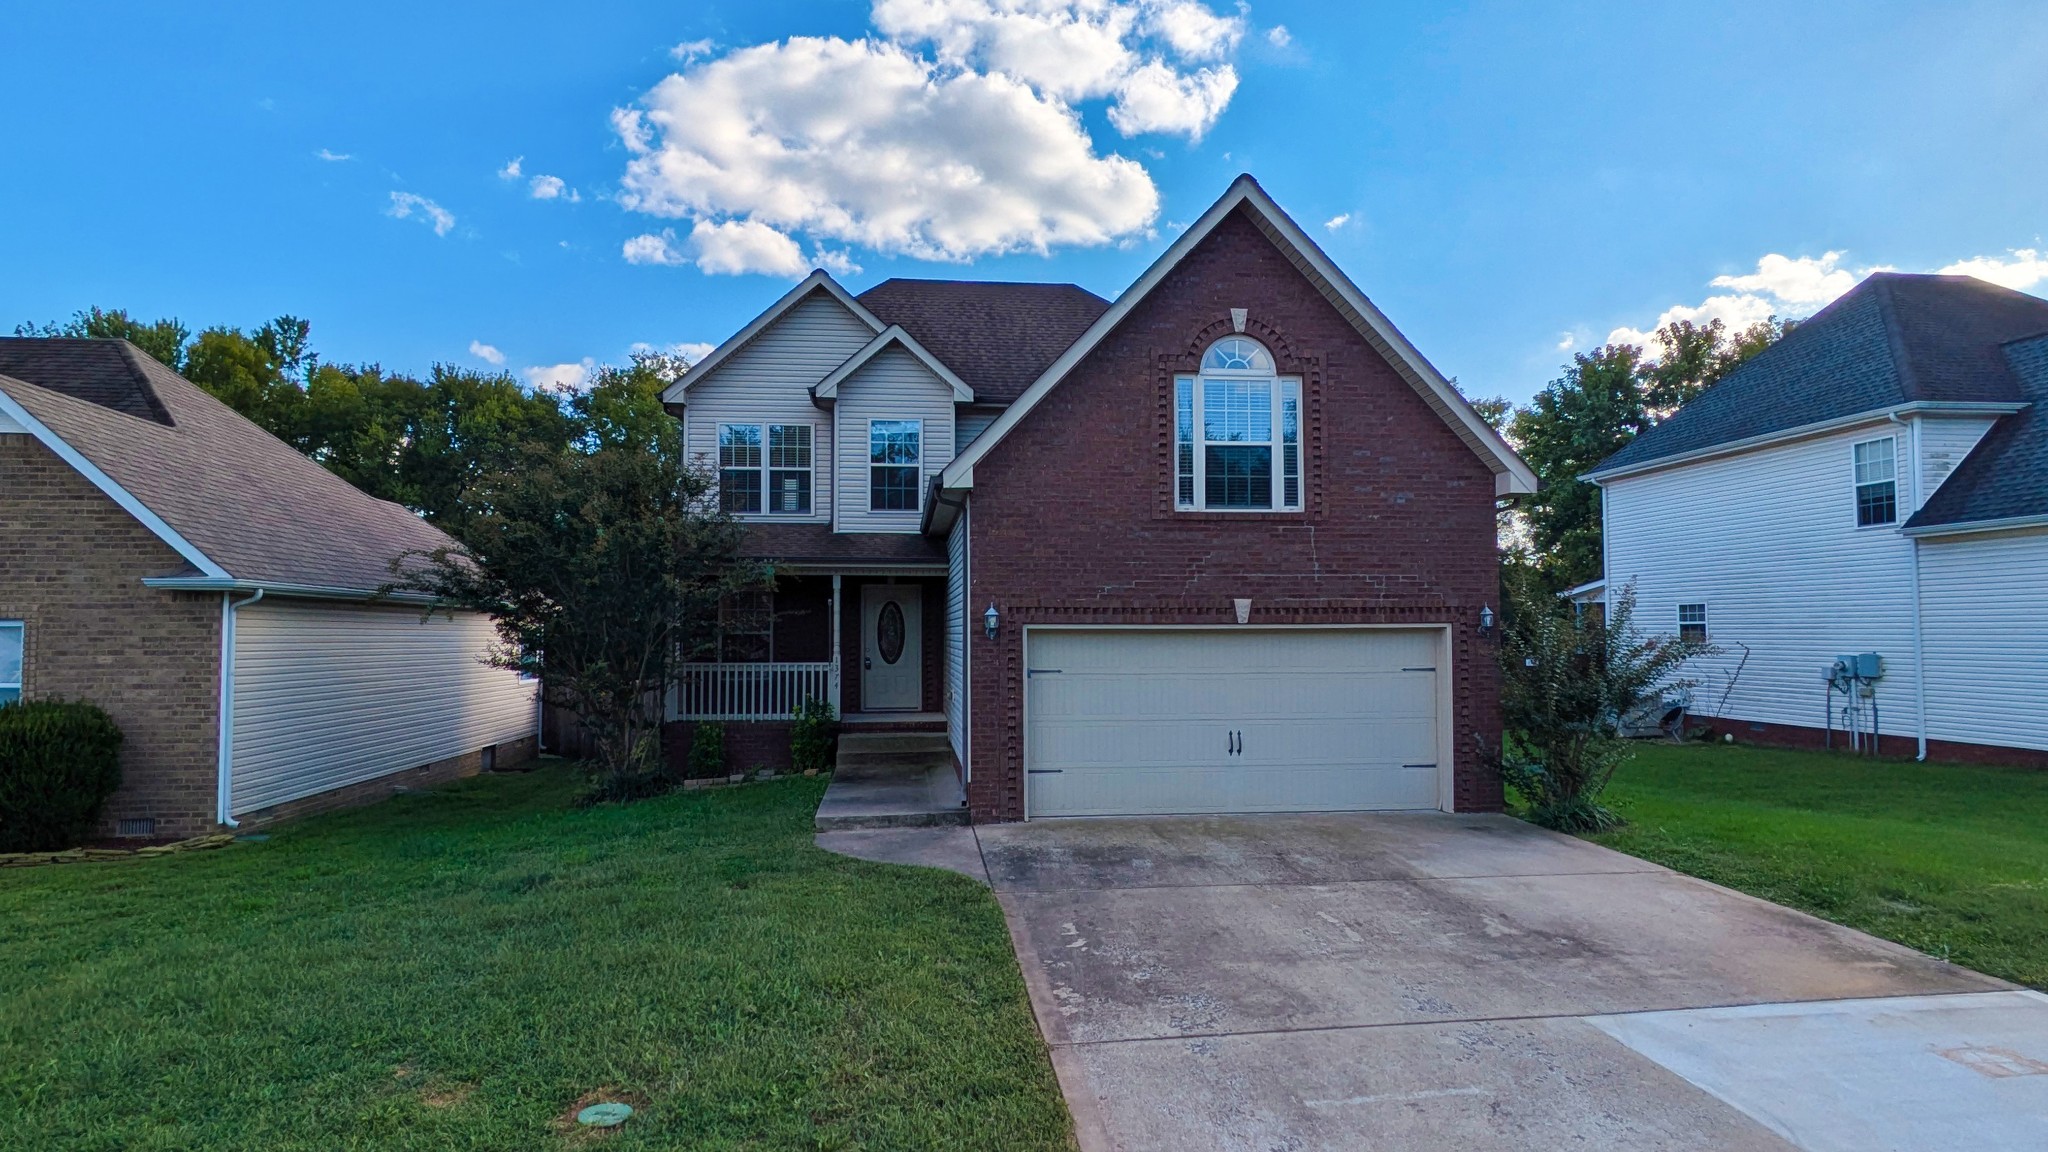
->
[5, 1, 2045, 403]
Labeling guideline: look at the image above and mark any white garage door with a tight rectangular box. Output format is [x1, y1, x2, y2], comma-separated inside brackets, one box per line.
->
[1025, 629, 1444, 818]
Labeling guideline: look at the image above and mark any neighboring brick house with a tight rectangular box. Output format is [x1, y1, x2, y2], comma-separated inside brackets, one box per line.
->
[0, 339, 536, 840]
[663, 176, 1535, 820]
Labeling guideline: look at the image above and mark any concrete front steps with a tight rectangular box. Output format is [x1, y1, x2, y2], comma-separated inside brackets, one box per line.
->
[813, 731, 969, 831]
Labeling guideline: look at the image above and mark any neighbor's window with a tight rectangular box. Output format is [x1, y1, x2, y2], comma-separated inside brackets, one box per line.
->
[870, 419, 922, 511]
[1677, 603, 1707, 642]
[0, 621, 21, 706]
[1174, 337, 1302, 512]
[719, 424, 813, 515]
[1853, 436, 1897, 527]
[718, 590, 773, 663]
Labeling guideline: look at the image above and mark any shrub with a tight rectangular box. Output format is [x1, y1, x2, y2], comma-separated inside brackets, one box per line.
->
[791, 697, 838, 773]
[0, 700, 124, 852]
[686, 721, 726, 779]
[1486, 578, 1709, 833]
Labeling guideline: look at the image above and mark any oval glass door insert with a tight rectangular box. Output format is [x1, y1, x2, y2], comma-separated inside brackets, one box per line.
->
[877, 601, 905, 664]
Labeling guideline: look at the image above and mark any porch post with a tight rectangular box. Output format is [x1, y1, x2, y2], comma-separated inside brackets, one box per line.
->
[830, 573, 843, 714]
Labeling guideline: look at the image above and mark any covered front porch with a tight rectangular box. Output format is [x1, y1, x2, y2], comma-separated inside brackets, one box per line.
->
[665, 557, 949, 775]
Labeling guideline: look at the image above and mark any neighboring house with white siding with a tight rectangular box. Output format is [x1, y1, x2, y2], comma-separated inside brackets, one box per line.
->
[0, 338, 536, 840]
[1585, 273, 2048, 765]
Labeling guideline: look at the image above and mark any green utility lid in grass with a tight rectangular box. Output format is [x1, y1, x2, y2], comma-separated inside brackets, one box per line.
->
[576, 1102, 633, 1128]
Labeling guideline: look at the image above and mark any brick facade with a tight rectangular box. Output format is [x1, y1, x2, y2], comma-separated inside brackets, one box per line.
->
[963, 207, 1505, 822]
[0, 434, 222, 839]
[234, 735, 539, 828]
[1701, 714, 2048, 769]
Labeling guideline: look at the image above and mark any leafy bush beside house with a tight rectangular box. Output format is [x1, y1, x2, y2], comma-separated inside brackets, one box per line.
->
[1488, 579, 1708, 832]
[0, 700, 124, 852]
[790, 698, 837, 774]
[688, 721, 727, 780]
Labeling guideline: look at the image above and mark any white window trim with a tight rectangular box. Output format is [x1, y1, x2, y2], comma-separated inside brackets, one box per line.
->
[1677, 603, 1708, 641]
[1175, 346, 1303, 513]
[718, 422, 816, 518]
[1851, 435, 1899, 529]
[0, 620, 22, 705]
[868, 418, 924, 514]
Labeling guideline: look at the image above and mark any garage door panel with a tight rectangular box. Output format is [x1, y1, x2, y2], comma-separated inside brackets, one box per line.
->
[1026, 629, 1444, 818]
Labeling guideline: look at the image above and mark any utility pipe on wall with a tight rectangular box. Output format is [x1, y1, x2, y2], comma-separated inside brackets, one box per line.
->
[215, 587, 265, 827]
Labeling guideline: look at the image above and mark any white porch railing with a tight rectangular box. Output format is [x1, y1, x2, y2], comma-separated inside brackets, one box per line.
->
[673, 662, 837, 721]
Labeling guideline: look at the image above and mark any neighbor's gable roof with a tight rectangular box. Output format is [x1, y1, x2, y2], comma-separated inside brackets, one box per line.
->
[1905, 329, 2048, 534]
[0, 338, 457, 596]
[812, 325, 974, 403]
[936, 174, 1537, 497]
[660, 270, 885, 404]
[1590, 274, 2048, 480]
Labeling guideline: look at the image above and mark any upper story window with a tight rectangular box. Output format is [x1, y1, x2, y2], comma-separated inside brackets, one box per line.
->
[0, 621, 21, 706]
[719, 423, 813, 515]
[1175, 337, 1301, 511]
[1853, 436, 1897, 527]
[718, 590, 774, 663]
[870, 420, 922, 512]
[1677, 603, 1707, 642]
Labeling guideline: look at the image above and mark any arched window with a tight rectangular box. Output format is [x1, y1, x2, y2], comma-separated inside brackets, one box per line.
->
[1175, 337, 1301, 511]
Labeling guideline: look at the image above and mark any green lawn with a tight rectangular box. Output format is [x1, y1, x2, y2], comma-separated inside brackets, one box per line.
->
[0, 764, 1075, 1152]
[1587, 743, 2048, 988]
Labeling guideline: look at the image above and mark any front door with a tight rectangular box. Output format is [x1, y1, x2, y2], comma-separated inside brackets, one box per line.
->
[860, 584, 922, 711]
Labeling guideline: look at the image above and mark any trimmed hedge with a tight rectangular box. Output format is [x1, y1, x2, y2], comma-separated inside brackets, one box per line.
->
[0, 700, 124, 852]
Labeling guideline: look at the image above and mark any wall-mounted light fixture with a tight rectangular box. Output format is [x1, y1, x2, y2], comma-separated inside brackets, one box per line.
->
[984, 603, 1000, 640]
[1479, 605, 1495, 635]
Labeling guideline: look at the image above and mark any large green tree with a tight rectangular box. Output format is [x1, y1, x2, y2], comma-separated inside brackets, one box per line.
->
[1507, 317, 1789, 587]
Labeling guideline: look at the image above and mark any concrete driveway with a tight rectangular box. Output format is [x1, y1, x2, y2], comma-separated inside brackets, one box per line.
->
[825, 812, 2048, 1151]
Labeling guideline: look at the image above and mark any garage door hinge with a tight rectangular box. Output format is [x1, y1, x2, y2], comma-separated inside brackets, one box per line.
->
[1026, 668, 1063, 677]
[1026, 769, 1064, 774]
[1402, 667, 1436, 673]
[1402, 764, 1438, 770]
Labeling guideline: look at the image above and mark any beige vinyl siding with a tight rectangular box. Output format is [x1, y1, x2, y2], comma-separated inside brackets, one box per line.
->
[1603, 420, 1924, 738]
[833, 345, 957, 533]
[945, 501, 969, 767]
[682, 291, 876, 524]
[1919, 528, 2048, 752]
[228, 600, 536, 815]
[957, 409, 1000, 450]
[1916, 415, 2000, 510]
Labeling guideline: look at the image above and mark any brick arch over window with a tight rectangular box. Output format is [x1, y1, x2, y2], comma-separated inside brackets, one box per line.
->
[1155, 315, 1326, 519]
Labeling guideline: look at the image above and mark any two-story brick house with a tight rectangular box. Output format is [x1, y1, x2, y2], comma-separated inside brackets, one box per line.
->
[663, 176, 1536, 821]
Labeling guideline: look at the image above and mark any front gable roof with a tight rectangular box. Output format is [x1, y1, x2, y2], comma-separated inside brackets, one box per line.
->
[661, 270, 885, 404]
[936, 174, 1537, 498]
[0, 338, 456, 596]
[1905, 330, 2048, 534]
[857, 278, 1109, 406]
[812, 325, 974, 403]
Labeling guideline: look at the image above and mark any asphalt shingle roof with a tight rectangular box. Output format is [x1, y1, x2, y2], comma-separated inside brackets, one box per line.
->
[857, 279, 1110, 407]
[736, 523, 946, 566]
[0, 337, 455, 592]
[1906, 331, 2048, 529]
[1594, 273, 2048, 476]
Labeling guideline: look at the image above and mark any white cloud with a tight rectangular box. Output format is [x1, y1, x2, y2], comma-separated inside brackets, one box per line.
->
[497, 157, 523, 180]
[1556, 331, 1579, 352]
[523, 358, 597, 392]
[468, 340, 506, 366]
[1147, 0, 1246, 60]
[631, 340, 719, 365]
[1938, 248, 2048, 291]
[1265, 24, 1290, 47]
[622, 230, 689, 266]
[386, 191, 455, 237]
[1323, 212, 1349, 231]
[615, 35, 1162, 265]
[687, 218, 810, 277]
[671, 37, 717, 62]
[315, 148, 354, 162]
[1107, 59, 1237, 136]
[1709, 251, 1859, 307]
[529, 174, 580, 202]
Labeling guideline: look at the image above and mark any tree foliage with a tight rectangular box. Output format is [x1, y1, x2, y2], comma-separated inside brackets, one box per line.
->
[1487, 577, 1711, 832]
[1506, 318, 1790, 588]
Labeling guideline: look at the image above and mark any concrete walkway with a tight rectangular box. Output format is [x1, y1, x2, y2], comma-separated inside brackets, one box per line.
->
[818, 813, 2048, 1152]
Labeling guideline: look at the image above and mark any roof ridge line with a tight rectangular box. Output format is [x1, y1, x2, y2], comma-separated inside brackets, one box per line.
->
[1868, 275, 1924, 402]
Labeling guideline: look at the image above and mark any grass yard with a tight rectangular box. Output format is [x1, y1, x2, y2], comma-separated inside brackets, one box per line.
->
[1587, 742, 2048, 988]
[0, 763, 1075, 1152]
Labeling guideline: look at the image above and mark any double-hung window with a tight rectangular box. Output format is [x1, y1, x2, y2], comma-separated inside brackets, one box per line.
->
[1853, 436, 1897, 527]
[719, 423, 813, 515]
[0, 621, 21, 706]
[1175, 337, 1302, 511]
[869, 420, 922, 511]
[1677, 604, 1707, 642]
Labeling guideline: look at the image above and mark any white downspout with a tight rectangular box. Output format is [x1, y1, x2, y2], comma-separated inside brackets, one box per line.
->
[216, 588, 264, 826]
[1889, 413, 1929, 761]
